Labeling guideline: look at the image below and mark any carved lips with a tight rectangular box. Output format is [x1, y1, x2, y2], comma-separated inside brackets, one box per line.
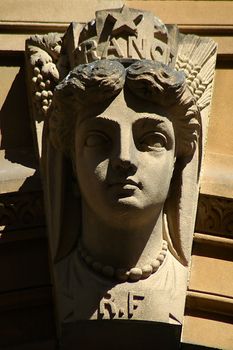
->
[108, 178, 143, 194]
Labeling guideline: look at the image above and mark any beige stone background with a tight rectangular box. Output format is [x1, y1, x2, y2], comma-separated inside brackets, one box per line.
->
[0, 1, 233, 349]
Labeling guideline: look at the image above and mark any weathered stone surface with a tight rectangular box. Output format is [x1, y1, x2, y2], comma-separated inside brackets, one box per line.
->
[182, 310, 233, 350]
[189, 237, 233, 299]
[0, 0, 123, 24]
[25, 4, 217, 346]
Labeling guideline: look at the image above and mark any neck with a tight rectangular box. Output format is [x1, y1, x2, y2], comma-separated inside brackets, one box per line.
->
[80, 202, 164, 270]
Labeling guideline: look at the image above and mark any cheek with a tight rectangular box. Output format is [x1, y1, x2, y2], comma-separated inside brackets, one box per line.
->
[94, 159, 109, 183]
[75, 144, 110, 190]
[77, 156, 109, 185]
[142, 152, 175, 192]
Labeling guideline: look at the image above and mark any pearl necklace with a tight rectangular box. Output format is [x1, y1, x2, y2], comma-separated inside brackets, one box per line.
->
[77, 240, 168, 282]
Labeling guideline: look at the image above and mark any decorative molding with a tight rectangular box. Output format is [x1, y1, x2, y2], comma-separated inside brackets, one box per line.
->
[0, 191, 45, 232]
[125, 1, 233, 27]
[1, 0, 233, 28]
[193, 232, 233, 249]
[195, 194, 233, 237]
[0, 286, 52, 312]
[0, 0, 123, 27]
[0, 227, 46, 244]
[2, 23, 233, 34]
[186, 290, 233, 318]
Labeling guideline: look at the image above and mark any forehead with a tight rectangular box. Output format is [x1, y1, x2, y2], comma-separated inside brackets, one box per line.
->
[77, 90, 173, 130]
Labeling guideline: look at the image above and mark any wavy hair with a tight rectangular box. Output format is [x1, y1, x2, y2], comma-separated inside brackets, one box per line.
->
[49, 59, 200, 159]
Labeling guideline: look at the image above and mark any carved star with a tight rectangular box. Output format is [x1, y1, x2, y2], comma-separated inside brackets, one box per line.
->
[107, 5, 143, 37]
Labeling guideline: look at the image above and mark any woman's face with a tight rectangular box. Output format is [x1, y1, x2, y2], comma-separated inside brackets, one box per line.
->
[74, 90, 176, 224]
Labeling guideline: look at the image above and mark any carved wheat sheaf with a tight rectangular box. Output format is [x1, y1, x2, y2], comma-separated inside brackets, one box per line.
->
[175, 35, 217, 110]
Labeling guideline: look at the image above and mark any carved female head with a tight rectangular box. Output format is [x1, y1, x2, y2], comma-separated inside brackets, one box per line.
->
[48, 59, 201, 263]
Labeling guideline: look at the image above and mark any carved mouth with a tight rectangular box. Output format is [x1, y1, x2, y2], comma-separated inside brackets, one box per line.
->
[108, 179, 142, 190]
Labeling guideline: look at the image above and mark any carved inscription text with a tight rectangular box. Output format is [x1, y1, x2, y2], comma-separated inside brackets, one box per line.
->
[98, 291, 145, 320]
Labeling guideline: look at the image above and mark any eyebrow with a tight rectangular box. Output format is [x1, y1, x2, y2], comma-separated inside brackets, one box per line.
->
[78, 113, 168, 128]
[133, 116, 174, 140]
[132, 116, 173, 133]
[77, 116, 120, 129]
[133, 116, 164, 127]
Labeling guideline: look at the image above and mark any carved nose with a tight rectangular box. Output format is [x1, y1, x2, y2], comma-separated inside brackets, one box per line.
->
[111, 135, 138, 173]
[112, 157, 137, 173]
[112, 128, 137, 173]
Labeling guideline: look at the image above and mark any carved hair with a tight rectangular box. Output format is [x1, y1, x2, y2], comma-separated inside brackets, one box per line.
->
[49, 59, 200, 158]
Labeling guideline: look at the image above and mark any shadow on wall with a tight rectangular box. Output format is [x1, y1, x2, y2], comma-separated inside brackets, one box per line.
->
[0, 59, 55, 347]
[0, 61, 44, 230]
[0, 63, 41, 192]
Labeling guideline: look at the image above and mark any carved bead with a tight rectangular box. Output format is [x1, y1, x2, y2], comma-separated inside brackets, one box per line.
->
[151, 260, 160, 272]
[35, 92, 41, 100]
[160, 250, 167, 256]
[141, 265, 153, 278]
[77, 238, 168, 282]
[85, 255, 93, 265]
[45, 79, 51, 87]
[37, 74, 43, 82]
[42, 105, 48, 113]
[32, 77, 37, 83]
[41, 90, 48, 98]
[92, 261, 102, 272]
[42, 99, 49, 106]
[48, 90, 53, 97]
[40, 82, 46, 89]
[129, 268, 142, 281]
[37, 74, 43, 83]
[157, 254, 165, 262]
[33, 67, 40, 75]
[102, 265, 114, 278]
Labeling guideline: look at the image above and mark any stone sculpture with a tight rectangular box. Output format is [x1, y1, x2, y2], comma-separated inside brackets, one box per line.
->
[25, 4, 217, 340]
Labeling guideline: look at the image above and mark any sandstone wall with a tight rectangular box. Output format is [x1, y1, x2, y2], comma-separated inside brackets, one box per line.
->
[0, 1, 232, 349]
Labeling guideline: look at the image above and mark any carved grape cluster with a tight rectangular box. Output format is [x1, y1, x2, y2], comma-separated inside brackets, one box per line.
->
[32, 66, 54, 114]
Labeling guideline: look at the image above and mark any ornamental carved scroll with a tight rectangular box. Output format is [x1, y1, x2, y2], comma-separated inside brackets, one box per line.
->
[25, 5, 217, 343]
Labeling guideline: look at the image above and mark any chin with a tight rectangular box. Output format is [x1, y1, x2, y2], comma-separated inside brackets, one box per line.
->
[110, 195, 144, 213]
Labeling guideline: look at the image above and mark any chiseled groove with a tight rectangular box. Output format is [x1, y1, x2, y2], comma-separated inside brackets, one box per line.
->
[0, 21, 68, 32]
[194, 232, 233, 248]
[179, 25, 233, 35]
[186, 290, 233, 317]
[0, 285, 52, 312]
[0, 227, 46, 244]
[0, 22, 233, 34]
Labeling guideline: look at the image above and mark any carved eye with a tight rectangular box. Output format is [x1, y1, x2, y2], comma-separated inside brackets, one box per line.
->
[139, 132, 167, 151]
[85, 132, 109, 147]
